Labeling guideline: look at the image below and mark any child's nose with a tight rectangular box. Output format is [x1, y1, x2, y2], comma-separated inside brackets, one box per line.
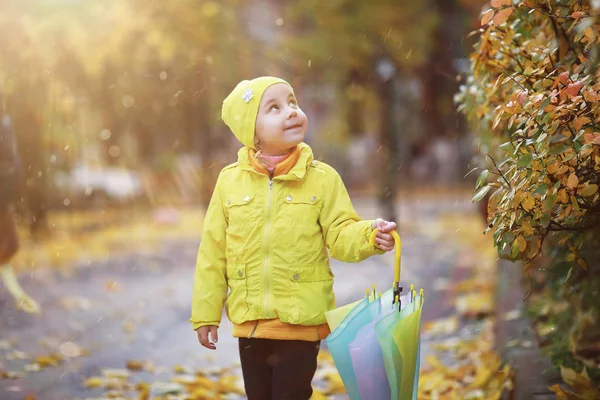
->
[287, 107, 297, 118]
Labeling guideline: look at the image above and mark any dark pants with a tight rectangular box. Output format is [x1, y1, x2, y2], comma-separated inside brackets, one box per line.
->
[238, 338, 320, 400]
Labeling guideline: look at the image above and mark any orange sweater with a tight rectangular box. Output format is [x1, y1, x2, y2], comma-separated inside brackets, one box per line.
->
[234, 146, 331, 341]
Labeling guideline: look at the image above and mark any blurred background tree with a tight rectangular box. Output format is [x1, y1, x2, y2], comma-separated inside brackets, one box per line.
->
[0, 0, 484, 231]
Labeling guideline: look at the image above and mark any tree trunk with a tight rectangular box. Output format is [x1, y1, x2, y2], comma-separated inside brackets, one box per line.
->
[378, 73, 398, 223]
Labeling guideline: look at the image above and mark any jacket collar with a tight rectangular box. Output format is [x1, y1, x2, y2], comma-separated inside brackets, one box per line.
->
[237, 142, 314, 181]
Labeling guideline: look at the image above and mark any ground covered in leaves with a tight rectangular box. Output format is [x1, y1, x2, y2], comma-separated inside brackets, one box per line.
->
[1, 196, 514, 399]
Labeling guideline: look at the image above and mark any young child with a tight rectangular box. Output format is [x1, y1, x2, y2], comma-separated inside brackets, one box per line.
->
[190, 76, 397, 399]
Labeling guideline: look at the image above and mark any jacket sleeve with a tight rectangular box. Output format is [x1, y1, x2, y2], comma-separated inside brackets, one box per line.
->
[319, 167, 385, 263]
[190, 174, 228, 330]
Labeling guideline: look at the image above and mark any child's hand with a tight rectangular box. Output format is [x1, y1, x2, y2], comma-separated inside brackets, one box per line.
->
[372, 218, 397, 251]
[196, 325, 219, 350]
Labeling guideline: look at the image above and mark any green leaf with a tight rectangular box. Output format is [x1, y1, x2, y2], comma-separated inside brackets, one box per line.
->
[541, 213, 551, 228]
[579, 184, 598, 197]
[571, 195, 580, 211]
[499, 142, 513, 150]
[511, 242, 521, 258]
[553, 180, 562, 191]
[534, 184, 549, 195]
[565, 267, 574, 283]
[537, 132, 547, 143]
[550, 134, 567, 143]
[549, 144, 569, 155]
[472, 186, 491, 202]
[540, 97, 551, 110]
[517, 153, 533, 168]
[545, 193, 557, 210]
[503, 230, 515, 244]
[476, 169, 490, 190]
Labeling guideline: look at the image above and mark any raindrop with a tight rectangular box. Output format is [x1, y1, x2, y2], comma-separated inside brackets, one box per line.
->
[159, 71, 168, 81]
[308, 60, 312, 67]
[64, 145, 70, 151]
[205, 55, 214, 64]
[108, 146, 121, 158]
[37, 171, 42, 177]
[100, 129, 112, 140]
[276, 18, 284, 26]
[122, 95, 135, 108]
[50, 155, 57, 163]
[85, 187, 93, 196]
[63, 198, 70, 206]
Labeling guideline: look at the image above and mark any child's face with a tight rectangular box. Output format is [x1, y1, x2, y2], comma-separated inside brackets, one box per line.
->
[254, 83, 307, 155]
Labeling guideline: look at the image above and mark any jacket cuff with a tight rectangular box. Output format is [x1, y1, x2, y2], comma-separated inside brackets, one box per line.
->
[191, 321, 220, 330]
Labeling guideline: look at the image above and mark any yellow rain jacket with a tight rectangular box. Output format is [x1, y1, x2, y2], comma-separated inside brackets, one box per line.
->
[190, 142, 384, 337]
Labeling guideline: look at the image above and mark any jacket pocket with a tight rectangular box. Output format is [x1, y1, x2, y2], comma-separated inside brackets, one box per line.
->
[225, 192, 259, 258]
[225, 264, 249, 323]
[283, 264, 335, 325]
[280, 192, 321, 228]
[225, 192, 256, 218]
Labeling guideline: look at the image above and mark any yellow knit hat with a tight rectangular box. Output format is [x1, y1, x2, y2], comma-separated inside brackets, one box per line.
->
[221, 76, 292, 149]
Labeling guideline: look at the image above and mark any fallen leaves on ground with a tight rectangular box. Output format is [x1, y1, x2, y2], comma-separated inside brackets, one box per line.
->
[12, 207, 205, 273]
[82, 361, 246, 399]
[418, 214, 514, 399]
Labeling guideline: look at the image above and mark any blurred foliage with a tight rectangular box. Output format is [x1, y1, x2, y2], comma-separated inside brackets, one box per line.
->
[0, 0, 481, 224]
[456, 0, 600, 391]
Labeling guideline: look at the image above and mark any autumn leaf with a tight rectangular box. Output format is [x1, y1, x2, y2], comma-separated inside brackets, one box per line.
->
[83, 377, 104, 388]
[578, 184, 598, 197]
[481, 9, 495, 26]
[566, 81, 583, 96]
[522, 195, 535, 211]
[126, 360, 145, 371]
[490, 0, 511, 8]
[571, 11, 584, 19]
[492, 8, 513, 25]
[567, 173, 579, 189]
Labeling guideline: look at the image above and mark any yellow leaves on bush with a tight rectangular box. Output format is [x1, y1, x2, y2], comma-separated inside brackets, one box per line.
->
[515, 235, 527, 252]
[521, 195, 535, 211]
[578, 184, 598, 197]
[573, 116, 591, 131]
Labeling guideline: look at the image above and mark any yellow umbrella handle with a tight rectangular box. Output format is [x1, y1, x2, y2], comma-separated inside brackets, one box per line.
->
[369, 229, 402, 284]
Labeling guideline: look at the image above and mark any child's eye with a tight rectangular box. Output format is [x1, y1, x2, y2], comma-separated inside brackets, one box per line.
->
[289, 101, 298, 108]
[270, 104, 279, 111]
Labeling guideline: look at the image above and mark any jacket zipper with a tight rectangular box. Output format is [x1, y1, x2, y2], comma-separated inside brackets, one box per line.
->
[263, 178, 274, 313]
[252, 178, 273, 338]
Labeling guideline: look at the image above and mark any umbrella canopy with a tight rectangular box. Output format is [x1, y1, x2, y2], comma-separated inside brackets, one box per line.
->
[348, 291, 413, 400]
[325, 291, 392, 400]
[375, 291, 424, 400]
